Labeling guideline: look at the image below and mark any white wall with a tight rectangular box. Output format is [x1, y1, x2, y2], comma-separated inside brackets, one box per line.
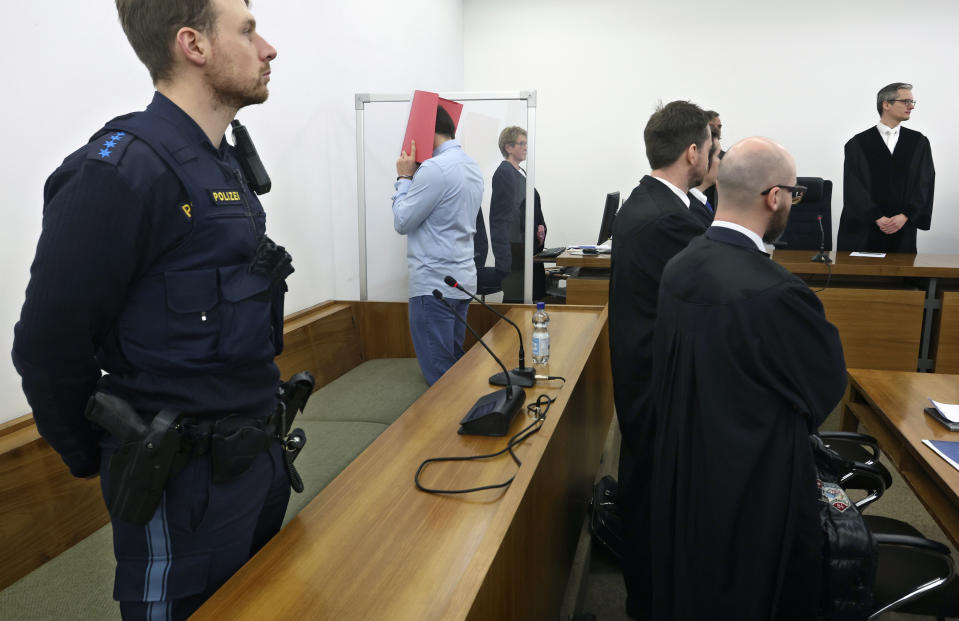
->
[463, 0, 959, 254]
[1, 1, 464, 422]
[6, 0, 959, 423]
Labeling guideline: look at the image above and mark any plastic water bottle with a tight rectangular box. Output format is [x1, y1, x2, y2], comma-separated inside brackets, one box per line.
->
[532, 302, 550, 365]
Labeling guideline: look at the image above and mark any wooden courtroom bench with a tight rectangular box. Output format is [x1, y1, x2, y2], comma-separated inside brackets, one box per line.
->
[0, 300, 508, 603]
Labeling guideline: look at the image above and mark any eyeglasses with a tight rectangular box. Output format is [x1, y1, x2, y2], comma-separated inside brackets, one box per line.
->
[760, 184, 807, 204]
[890, 99, 917, 106]
[510, 141, 528, 147]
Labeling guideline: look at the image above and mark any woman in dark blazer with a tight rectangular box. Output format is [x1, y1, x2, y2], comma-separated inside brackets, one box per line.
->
[488, 126, 547, 301]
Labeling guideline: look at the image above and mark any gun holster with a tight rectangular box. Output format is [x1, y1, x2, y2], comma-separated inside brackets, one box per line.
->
[249, 235, 294, 284]
[276, 371, 316, 493]
[209, 414, 274, 484]
[85, 398, 189, 526]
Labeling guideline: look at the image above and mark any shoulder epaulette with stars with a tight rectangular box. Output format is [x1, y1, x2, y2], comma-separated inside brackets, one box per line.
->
[86, 130, 134, 165]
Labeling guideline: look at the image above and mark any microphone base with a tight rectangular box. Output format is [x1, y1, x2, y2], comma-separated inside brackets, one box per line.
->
[459, 387, 527, 436]
[811, 251, 832, 263]
[489, 367, 537, 388]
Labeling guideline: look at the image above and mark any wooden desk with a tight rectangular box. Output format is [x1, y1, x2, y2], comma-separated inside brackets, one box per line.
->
[773, 250, 959, 279]
[194, 306, 614, 620]
[555, 250, 611, 270]
[842, 369, 959, 550]
[551, 249, 959, 372]
[554, 251, 610, 305]
[774, 251, 959, 372]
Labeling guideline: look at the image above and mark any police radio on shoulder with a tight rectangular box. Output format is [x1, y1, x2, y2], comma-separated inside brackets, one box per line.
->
[230, 119, 271, 195]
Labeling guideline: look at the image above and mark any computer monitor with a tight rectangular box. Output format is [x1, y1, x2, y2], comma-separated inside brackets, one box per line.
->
[597, 191, 620, 245]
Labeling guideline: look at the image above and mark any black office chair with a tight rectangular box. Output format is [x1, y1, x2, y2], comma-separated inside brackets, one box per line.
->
[777, 176, 832, 251]
[476, 266, 504, 303]
[822, 432, 892, 511]
[822, 432, 959, 619]
[871, 532, 957, 620]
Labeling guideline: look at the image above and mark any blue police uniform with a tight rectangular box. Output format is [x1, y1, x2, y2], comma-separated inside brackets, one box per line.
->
[13, 92, 291, 620]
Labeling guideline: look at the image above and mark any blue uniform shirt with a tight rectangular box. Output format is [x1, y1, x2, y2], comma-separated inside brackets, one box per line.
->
[392, 139, 482, 299]
[13, 92, 282, 477]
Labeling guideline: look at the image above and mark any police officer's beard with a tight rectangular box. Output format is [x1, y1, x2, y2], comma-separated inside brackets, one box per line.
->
[206, 67, 269, 111]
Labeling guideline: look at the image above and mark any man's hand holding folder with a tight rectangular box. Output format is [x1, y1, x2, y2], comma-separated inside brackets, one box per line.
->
[397, 140, 418, 179]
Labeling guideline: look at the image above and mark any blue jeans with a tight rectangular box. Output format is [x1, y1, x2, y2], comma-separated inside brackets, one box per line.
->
[409, 295, 469, 385]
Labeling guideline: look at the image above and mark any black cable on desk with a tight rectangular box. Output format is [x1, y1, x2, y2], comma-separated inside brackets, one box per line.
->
[813, 260, 833, 293]
[803, 260, 833, 292]
[414, 394, 555, 495]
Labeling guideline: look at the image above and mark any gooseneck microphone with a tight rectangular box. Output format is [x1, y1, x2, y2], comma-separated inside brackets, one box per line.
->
[443, 275, 536, 388]
[432, 290, 525, 436]
[811, 214, 832, 264]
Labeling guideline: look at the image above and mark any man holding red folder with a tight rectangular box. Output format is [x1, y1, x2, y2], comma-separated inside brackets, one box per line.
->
[392, 106, 483, 385]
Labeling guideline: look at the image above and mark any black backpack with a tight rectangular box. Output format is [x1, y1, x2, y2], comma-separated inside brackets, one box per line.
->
[811, 434, 877, 620]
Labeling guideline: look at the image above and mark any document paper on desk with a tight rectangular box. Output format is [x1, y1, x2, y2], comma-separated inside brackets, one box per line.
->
[929, 399, 959, 423]
[849, 252, 886, 258]
[922, 439, 959, 474]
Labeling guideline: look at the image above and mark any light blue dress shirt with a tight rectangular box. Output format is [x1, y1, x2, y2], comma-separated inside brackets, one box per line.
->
[392, 139, 482, 299]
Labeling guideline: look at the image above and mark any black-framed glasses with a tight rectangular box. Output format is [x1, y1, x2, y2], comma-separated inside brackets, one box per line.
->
[761, 184, 807, 204]
[890, 99, 917, 106]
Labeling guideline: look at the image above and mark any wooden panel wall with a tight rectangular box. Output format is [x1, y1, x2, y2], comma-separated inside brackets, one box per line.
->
[936, 291, 959, 374]
[351, 301, 417, 360]
[275, 301, 363, 389]
[0, 417, 110, 591]
[351, 300, 520, 359]
[815, 288, 925, 371]
[566, 278, 609, 306]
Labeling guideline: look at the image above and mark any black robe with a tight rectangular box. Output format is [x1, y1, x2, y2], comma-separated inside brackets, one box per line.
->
[837, 125, 935, 253]
[608, 175, 706, 617]
[650, 227, 847, 620]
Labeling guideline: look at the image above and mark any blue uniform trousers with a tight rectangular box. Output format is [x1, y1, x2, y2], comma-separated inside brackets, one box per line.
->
[408, 294, 469, 385]
[100, 441, 290, 621]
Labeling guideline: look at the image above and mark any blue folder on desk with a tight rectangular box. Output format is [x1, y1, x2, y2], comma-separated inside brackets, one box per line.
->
[922, 439, 959, 473]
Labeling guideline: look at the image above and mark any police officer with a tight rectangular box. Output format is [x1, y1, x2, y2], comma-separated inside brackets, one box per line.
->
[12, 1, 293, 618]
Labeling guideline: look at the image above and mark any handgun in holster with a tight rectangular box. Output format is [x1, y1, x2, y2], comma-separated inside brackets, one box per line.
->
[275, 371, 315, 493]
[84, 393, 188, 525]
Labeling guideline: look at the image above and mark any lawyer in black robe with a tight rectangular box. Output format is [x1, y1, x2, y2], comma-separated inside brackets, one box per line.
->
[650, 226, 847, 620]
[837, 126, 934, 253]
[608, 175, 705, 616]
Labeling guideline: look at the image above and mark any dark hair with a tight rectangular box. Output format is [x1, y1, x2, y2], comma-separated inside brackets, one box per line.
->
[644, 101, 709, 170]
[435, 105, 456, 139]
[876, 82, 913, 115]
[705, 110, 720, 121]
[115, 0, 248, 84]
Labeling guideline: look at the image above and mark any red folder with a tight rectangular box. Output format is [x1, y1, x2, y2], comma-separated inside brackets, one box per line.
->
[401, 90, 463, 163]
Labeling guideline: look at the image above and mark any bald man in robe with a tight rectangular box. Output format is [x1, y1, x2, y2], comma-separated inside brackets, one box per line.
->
[649, 138, 847, 620]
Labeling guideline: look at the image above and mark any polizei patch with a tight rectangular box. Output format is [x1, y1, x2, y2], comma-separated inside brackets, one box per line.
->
[209, 189, 243, 206]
